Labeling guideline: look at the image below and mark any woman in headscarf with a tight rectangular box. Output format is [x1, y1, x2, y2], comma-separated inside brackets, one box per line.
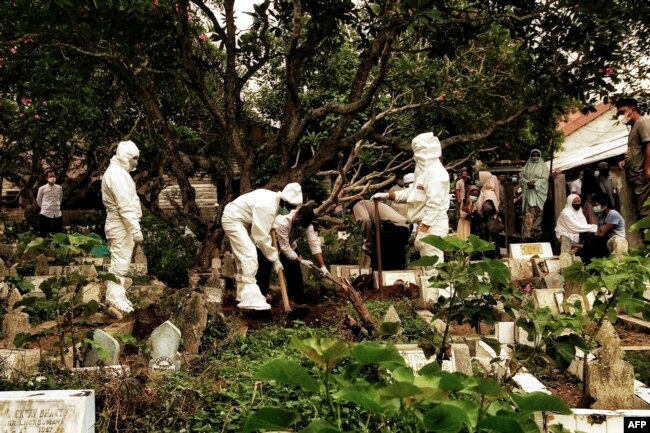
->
[474, 171, 503, 257]
[555, 194, 597, 253]
[457, 185, 480, 240]
[477, 171, 500, 212]
[579, 168, 600, 225]
[520, 149, 549, 240]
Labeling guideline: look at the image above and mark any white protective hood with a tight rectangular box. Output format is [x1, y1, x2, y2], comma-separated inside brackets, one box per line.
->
[280, 182, 303, 206]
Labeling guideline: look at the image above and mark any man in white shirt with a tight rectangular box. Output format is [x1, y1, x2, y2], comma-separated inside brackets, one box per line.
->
[256, 206, 328, 305]
[36, 170, 63, 237]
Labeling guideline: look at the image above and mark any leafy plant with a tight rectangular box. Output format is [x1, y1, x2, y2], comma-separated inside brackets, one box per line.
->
[244, 337, 572, 433]
[25, 232, 104, 266]
[411, 235, 513, 362]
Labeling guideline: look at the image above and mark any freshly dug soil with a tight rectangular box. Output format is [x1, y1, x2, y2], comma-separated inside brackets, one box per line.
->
[527, 363, 584, 408]
[617, 321, 650, 347]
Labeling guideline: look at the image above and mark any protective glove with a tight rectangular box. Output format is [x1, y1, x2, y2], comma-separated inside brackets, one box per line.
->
[300, 259, 314, 268]
[319, 265, 331, 276]
[132, 231, 144, 243]
[273, 260, 284, 273]
[372, 192, 389, 200]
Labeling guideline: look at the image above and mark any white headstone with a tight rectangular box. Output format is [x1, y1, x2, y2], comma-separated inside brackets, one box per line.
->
[0, 389, 95, 433]
[509, 243, 554, 260]
[148, 320, 182, 372]
[533, 289, 563, 314]
[84, 329, 121, 367]
[395, 344, 434, 373]
[495, 322, 515, 344]
[373, 270, 421, 288]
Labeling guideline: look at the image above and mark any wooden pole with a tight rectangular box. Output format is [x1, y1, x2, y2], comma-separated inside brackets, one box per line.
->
[271, 230, 292, 312]
[373, 199, 384, 300]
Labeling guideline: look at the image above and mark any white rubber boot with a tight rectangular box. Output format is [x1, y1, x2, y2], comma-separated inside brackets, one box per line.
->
[238, 284, 271, 310]
[106, 280, 134, 314]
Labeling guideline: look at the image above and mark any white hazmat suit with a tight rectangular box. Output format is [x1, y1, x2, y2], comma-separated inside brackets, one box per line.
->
[221, 183, 303, 310]
[391, 133, 450, 270]
[101, 140, 143, 313]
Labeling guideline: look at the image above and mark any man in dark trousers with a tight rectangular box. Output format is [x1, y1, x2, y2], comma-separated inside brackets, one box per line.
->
[616, 97, 650, 217]
[36, 170, 63, 237]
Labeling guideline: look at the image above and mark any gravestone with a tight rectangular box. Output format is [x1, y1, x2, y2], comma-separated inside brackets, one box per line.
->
[2, 311, 30, 349]
[129, 246, 148, 276]
[63, 265, 98, 280]
[495, 322, 515, 344]
[6, 288, 22, 310]
[508, 259, 534, 280]
[34, 254, 50, 276]
[379, 305, 401, 335]
[532, 289, 562, 314]
[177, 292, 208, 354]
[0, 282, 8, 301]
[587, 321, 635, 409]
[0, 258, 6, 279]
[373, 270, 420, 289]
[148, 321, 182, 372]
[48, 266, 63, 276]
[564, 294, 586, 315]
[80, 282, 102, 304]
[558, 252, 573, 269]
[330, 265, 371, 280]
[84, 329, 121, 367]
[544, 272, 564, 289]
[221, 251, 236, 280]
[509, 242, 554, 260]
[450, 343, 472, 375]
[133, 245, 147, 264]
[204, 287, 223, 316]
[0, 389, 95, 433]
[0, 349, 41, 379]
[395, 344, 434, 373]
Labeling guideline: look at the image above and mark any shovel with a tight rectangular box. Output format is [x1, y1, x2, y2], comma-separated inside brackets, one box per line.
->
[271, 230, 292, 312]
[373, 198, 384, 300]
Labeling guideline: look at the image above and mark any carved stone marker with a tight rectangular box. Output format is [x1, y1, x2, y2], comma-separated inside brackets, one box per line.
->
[395, 344, 434, 373]
[83, 329, 121, 367]
[587, 321, 635, 409]
[0, 389, 95, 433]
[177, 292, 208, 354]
[148, 321, 181, 372]
[509, 242, 554, 260]
[379, 305, 401, 335]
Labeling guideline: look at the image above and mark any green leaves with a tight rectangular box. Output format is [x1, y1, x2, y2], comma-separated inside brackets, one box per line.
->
[254, 359, 320, 394]
[241, 407, 299, 433]
[422, 403, 468, 433]
[511, 392, 572, 414]
[290, 337, 351, 372]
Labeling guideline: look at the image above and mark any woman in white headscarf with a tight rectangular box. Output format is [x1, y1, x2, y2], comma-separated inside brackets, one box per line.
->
[520, 149, 549, 240]
[476, 171, 500, 212]
[555, 194, 597, 246]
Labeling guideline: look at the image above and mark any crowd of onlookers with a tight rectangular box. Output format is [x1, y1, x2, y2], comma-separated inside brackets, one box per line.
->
[451, 152, 629, 263]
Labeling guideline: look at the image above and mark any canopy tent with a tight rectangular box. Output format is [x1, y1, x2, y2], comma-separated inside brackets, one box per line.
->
[547, 132, 628, 172]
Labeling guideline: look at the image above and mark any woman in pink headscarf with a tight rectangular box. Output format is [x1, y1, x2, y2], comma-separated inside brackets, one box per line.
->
[474, 171, 503, 257]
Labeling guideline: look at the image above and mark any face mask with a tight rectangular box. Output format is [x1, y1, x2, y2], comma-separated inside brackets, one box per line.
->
[572, 204, 581, 211]
[475, 181, 482, 188]
[593, 170, 599, 177]
[531, 156, 540, 163]
[47, 177, 56, 184]
[470, 196, 478, 203]
[593, 205, 602, 215]
[511, 177, 518, 183]
[128, 159, 138, 172]
[618, 112, 632, 125]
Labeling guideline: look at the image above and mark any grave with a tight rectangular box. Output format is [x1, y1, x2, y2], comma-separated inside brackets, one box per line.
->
[509, 242, 554, 260]
[83, 329, 121, 367]
[0, 389, 95, 433]
[0, 349, 40, 379]
[34, 254, 50, 276]
[330, 265, 371, 281]
[177, 292, 208, 354]
[450, 343, 472, 375]
[148, 320, 182, 372]
[372, 270, 421, 289]
[395, 344, 434, 373]
[379, 305, 401, 335]
[532, 288, 564, 314]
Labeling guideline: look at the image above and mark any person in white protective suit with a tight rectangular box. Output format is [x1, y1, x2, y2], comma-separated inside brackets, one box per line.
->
[101, 140, 143, 314]
[221, 183, 303, 310]
[372, 132, 450, 273]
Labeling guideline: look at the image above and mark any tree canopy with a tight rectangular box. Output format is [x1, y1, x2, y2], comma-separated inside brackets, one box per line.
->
[2, 0, 650, 259]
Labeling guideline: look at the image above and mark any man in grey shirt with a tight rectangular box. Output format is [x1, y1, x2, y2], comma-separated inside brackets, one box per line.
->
[36, 170, 63, 237]
[616, 97, 650, 217]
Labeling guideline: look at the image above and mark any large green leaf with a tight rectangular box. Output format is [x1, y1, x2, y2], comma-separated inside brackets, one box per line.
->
[334, 384, 385, 413]
[290, 337, 351, 371]
[511, 392, 572, 414]
[382, 381, 422, 399]
[351, 342, 405, 366]
[422, 404, 467, 433]
[241, 407, 299, 433]
[477, 416, 525, 433]
[467, 234, 495, 252]
[255, 359, 320, 393]
[300, 420, 344, 433]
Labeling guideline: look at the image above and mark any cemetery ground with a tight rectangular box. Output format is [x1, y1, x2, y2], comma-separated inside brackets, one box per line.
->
[0, 229, 650, 433]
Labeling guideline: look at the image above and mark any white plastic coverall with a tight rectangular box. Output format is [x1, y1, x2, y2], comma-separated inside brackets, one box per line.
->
[393, 132, 450, 271]
[101, 140, 143, 313]
[221, 183, 303, 310]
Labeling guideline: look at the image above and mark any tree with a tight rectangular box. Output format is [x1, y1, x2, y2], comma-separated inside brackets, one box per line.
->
[2, 0, 650, 262]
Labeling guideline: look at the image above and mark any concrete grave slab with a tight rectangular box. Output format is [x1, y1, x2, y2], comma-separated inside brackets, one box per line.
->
[373, 270, 421, 289]
[395, 344, 435, 373]
[0, 389, 95, 433]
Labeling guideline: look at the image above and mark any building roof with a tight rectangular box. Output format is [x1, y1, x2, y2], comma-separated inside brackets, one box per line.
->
[548, 132, 628, 172]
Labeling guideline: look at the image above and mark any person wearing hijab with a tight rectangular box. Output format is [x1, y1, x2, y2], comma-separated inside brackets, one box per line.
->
[555, 194, 597, 253]
[579, 168, 600, 224]
[476, 171, 500, 212]
[457, 185, 480, 240]
[520, 149, 549, 240]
